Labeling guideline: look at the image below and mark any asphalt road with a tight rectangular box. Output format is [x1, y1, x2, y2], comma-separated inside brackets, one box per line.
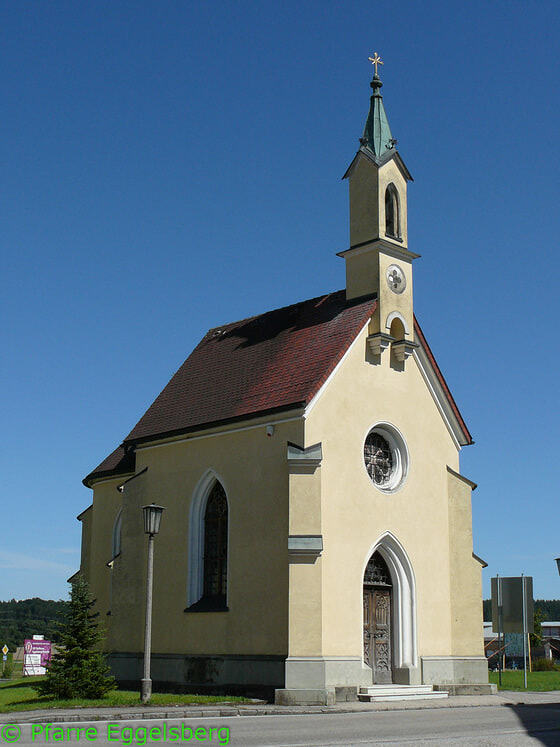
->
[4, 704, 560, 746]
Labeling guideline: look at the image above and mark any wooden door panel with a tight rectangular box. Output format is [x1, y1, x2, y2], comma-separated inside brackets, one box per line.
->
[363, 587, 392, 683]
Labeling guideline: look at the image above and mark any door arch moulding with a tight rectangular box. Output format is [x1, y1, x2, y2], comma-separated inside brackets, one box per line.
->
[362, 531, 419, 684]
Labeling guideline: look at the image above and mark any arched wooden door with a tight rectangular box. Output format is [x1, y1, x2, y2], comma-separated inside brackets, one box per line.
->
[363, 551, 393, 684]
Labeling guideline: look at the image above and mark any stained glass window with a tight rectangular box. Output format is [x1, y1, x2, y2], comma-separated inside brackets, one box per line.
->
[364, 432, 394, 486]
[203, 482, 228, 601]
[363, 551, 392, 586]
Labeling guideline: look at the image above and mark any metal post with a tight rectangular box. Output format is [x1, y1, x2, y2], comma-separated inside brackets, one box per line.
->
[141, 532, 155, 703]
[522, 574, 527, 689]
[497, 575, 502, 688]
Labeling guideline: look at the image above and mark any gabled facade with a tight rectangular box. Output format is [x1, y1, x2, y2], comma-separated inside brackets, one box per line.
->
[77, 66, 487, 704]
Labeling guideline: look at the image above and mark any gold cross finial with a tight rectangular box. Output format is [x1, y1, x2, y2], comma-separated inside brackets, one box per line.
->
[368, 52, 384, 76]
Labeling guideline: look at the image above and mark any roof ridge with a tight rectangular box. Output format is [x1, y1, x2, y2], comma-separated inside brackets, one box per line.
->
[206, 289, 346, 334]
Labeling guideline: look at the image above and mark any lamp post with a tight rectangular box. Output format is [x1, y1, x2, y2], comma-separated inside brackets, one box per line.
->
[141, 503, 165, 704]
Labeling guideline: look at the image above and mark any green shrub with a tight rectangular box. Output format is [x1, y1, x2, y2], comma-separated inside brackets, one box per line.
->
[532, 657, 559, 672]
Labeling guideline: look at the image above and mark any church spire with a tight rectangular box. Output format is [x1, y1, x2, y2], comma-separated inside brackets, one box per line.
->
[340, 54, 417, 322]
[360, 54, 396, 160]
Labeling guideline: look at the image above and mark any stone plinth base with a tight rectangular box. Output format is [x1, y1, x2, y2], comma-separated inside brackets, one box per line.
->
[108, 652, 284, 695]
[275, 688, 335, 706]
[421, 656, 489, 685]
[393, 666, 421, 685]
[334, 686, 358, 702]
[433, 683, 497, 695]
[285, 656, 372, 690]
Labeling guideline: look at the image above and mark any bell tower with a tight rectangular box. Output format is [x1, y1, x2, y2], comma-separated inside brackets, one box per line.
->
[339, 55, 419, 362]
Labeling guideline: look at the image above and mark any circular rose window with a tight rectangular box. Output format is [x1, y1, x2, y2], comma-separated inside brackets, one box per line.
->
[364, 424, 408, 492]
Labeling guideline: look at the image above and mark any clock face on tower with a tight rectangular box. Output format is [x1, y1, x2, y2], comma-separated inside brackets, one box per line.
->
[386, 264, 406, 294]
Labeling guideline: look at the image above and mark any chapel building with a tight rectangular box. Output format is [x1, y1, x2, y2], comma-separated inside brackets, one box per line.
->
[76, 64, 488, 704]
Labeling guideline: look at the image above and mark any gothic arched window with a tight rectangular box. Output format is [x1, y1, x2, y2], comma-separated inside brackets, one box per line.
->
[202, 482, 228, 604]
[385, 184, 400, 238]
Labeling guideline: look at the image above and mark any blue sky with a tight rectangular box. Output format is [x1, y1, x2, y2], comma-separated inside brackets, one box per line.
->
[2, 0, 559, 604]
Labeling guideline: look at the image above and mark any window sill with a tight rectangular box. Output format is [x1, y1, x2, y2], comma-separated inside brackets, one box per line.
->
[384, 233, 403, 243]
[184, 596, 228, 613]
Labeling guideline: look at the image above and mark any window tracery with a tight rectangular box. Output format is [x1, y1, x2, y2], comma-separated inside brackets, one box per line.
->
[364, 432, 393, 486]
[364, 551, 392, 586]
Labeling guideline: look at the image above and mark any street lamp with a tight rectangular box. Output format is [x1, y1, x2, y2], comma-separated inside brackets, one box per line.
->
[141, 503, 165, 703]
[555, 558, 560, 577]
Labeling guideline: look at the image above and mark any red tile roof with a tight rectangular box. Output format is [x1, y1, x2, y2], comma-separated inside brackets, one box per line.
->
[125, 289, 377, 444]
[83, 289, 472, 486]
[84, 445, 135, 486]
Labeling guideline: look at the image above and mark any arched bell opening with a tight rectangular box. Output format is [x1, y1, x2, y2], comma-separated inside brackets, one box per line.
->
[389, 317, 405, 342]
[385, 184, 401, 239]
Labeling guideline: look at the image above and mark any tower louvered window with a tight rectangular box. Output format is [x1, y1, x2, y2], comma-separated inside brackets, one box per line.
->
[203, 482, 228, 602]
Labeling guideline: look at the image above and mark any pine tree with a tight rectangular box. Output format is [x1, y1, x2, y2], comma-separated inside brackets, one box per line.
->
[35, 575, 115, 699]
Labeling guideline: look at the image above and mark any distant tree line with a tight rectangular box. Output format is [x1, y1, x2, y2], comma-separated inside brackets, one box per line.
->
[483, 599, 560, 621]
[0, 598, 70, 650]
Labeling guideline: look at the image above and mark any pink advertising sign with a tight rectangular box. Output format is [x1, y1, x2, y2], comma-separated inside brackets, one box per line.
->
[23, 638, 52, 676]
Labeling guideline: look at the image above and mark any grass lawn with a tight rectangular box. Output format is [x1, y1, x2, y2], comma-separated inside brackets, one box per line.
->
[489, 670, 560, 691]
[0, 678, 253, 714]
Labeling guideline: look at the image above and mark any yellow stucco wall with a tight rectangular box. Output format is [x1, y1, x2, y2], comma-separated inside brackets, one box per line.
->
[303, 319, 480, 661]
[86, 416, 303, 657]
[377, 251, 414, 341]
[287, 464, 323, 655]
[85, 477, 125, 628]
[78, 506, 93, 584]
[344, 246, 381, 302]
[447, 469, 485, 656]
[349, 155, 379, 247]
[348, 154, 408, 249]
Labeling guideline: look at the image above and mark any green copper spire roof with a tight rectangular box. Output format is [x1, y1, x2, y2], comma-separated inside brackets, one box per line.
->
[360, 74, 396, 160]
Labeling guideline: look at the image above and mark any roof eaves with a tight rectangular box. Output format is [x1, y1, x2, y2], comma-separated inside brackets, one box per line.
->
[472, 552, 488, 568]
[414, 316, 473, 446]
[342, 147, 412, 182]
[77, 505, 93, 521]
[123, 402, 307, 450]
[83, 445, 136, 488]
[391, 151, 413, 181]
[342, 147, 375, 180]
[83, 468, 135, 489]
[447, 465, 477, 490]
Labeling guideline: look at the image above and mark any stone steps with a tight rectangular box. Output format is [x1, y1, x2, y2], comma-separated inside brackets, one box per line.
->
[358, 684, 449, 702]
